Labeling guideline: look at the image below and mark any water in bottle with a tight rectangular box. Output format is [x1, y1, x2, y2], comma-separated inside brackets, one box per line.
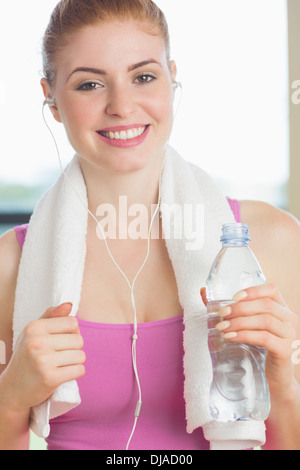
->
[206, 223, 270, 422]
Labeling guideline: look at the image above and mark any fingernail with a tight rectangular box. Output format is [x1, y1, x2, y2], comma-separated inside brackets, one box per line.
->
[215, 321, 231, 331]
[218, 306, 232, 317]
[223, 332, 238, 339]
[233, 291, 248, 302]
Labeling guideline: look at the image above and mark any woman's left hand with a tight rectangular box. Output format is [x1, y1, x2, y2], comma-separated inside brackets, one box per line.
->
[201, 283, 299, 401]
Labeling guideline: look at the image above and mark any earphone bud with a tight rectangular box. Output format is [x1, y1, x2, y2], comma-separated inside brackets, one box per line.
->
[43, 97, 56, 107]
[172, 81, 182, 90]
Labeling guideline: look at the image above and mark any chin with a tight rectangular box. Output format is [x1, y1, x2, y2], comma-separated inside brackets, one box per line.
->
[107, 152, 154, 174]
[78, 148, 151, 175]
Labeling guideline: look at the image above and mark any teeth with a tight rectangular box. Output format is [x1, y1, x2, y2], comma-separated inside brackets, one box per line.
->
[99, 126, 147, 140]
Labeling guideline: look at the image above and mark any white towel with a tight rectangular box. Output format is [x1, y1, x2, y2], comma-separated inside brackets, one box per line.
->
[13, 157, 88, 438]
[13, 146, 266, 450]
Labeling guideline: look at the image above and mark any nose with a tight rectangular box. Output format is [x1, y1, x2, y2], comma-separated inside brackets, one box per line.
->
[105, 84, 137, 118]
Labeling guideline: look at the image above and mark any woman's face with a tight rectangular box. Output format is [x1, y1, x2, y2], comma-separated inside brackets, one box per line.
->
[42, 21, 176, 174]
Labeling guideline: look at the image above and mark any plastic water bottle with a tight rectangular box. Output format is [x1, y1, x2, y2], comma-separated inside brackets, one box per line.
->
[206, 223, 270, 422]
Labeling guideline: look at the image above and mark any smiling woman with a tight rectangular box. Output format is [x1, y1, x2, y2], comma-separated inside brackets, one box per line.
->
[0, 0, 300, 453]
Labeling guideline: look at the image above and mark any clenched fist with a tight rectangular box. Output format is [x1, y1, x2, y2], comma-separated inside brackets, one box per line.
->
[1, 303, 85, 412]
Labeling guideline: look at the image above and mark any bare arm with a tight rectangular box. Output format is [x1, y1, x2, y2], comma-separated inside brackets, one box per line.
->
[0, 230, 86, 450]
[239, 201, 300, 450]
[0, 230, 30, 449]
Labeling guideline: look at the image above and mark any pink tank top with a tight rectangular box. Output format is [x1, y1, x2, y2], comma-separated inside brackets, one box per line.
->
[14, 199, 240, 450]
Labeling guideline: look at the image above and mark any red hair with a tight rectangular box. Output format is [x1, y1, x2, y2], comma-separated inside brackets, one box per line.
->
[42, 0, 171, 87]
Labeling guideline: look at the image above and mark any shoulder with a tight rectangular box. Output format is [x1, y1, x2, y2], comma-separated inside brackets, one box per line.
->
[0, 229, 22, 275]
[0, 230, 22, 368]
[239, 200, 300, 317]
[0, 229, 22, 317]
[240, 200, 300, 246]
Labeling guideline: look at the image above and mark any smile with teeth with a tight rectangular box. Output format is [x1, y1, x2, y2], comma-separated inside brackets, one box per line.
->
[98, 126, 149, 141]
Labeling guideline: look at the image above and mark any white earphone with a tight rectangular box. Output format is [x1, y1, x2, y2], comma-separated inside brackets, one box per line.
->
[172, 81, 182, 90]
[43, 97, 56, 107]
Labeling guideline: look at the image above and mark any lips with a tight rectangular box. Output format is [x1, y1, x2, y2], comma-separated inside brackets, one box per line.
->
[96, 124, 150, 148]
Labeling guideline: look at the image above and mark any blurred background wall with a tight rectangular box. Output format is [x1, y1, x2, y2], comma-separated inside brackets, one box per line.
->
[288, 0, 300, 220]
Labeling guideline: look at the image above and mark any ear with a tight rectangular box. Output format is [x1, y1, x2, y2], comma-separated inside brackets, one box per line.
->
[169, 60, 177, 84]
[40, 78, 62, 123]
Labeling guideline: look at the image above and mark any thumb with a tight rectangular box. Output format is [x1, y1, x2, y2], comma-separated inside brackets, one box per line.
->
[41, 303, 73, 319]
[200, 288, 208, 306]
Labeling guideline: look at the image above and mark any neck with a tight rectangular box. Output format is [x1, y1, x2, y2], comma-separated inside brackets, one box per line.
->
[78, 152, 166, 239]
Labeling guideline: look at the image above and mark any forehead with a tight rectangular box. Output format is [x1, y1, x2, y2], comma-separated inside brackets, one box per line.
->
[55, 21, 168, 77]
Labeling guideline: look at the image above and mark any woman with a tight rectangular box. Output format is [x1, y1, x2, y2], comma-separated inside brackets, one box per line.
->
[0, 0, 299, 450]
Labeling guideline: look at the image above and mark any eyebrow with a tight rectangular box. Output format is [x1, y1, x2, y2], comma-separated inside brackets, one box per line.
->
[67, 59, 162, 82]
[128, 59, 161, 72]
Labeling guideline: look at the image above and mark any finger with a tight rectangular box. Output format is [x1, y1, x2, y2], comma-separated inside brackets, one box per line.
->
[217, 313, 294, 340]
[233, 283, 287, 307]
[54, 364, 86, 386]
[222, 329, 292, 360]
[219, 298, 293, 325]
[50, 333, 84, 351]
[41, 303, 73, 319]
[45, 316, 80, 335]
[54, 349, 86, 368]
[200, 287, 208, 306]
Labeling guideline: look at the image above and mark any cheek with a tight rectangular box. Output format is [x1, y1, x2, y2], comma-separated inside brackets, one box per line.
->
[59, 99, 97, 140]
[145, 91, 174, 128]
[57, 102, 94, 154]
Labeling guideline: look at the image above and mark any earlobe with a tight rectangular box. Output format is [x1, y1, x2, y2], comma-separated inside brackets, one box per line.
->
[49, 105, 62, 124]
[48, 104, 62, 124]
[40, 78, 62, 123]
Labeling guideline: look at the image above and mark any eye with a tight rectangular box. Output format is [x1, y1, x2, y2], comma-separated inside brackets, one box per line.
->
[77, 81, 103, 92]
[134, 74, 156, 85]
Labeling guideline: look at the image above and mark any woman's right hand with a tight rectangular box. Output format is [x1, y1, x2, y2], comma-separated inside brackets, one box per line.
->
[1, 303, 85, 413]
